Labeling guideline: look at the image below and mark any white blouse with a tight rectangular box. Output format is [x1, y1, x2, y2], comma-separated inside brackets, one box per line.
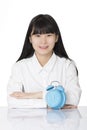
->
[7, 53, 82, 108]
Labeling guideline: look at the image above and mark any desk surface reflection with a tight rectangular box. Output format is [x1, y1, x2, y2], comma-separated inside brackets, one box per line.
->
[0, 106, 87, 130]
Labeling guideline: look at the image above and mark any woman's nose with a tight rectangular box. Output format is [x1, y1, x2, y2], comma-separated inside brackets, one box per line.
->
[41, 35, 47, 44]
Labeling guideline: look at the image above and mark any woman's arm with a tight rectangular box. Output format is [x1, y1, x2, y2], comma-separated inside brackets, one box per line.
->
[7, 91, 46, 108]
[65, 61, 82, 106]
[10, 91, 43, 99]
[7, 63, 47, 108]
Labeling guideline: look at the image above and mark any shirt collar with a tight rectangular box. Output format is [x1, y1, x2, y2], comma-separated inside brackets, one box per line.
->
[31, 52, 57, 73]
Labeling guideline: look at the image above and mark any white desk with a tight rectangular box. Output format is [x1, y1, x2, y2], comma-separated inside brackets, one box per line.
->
[0, 106, 87, 130]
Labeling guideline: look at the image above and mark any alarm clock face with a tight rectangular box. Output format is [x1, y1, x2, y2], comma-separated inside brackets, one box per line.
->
[46, 90, 62, 108]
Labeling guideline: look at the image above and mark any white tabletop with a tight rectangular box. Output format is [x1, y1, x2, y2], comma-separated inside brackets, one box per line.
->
[0, 106, 87, 130]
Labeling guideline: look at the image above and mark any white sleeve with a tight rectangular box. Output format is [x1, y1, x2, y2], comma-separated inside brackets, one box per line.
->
[7, 63, 46, 108]
[65, 60, 82, 106]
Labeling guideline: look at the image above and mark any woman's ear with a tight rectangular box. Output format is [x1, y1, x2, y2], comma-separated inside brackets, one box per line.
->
[55, 35, 59, 42]
[29, 36, 32, 43]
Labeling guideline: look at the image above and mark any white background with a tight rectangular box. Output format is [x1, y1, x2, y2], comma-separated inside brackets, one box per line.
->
[0, 0, 87, 106]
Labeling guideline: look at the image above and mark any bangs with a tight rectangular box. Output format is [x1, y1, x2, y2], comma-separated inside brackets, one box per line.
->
[32, 20, 56, 34]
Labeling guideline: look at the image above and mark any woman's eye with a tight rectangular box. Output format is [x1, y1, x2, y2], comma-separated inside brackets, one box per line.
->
[47, 34, 52, 36]
[36, 34, 41, 37]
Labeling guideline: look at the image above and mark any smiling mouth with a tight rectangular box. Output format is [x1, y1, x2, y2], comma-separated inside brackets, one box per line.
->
[39, 46, 48, 49]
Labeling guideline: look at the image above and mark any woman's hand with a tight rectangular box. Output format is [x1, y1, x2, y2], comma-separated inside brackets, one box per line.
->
[47, 104, 77, 110]
[10, 91, 43, 99]
[62, 104, 77, 109]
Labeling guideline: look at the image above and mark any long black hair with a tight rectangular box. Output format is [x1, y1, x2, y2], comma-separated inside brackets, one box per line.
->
[17, 14, 69, 61]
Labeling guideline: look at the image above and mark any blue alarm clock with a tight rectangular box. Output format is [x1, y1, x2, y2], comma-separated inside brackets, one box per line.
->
[45, 81, 66, 109]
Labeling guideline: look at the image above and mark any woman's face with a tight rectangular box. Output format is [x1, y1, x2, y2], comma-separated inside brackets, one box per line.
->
[29, 33, 58, 57]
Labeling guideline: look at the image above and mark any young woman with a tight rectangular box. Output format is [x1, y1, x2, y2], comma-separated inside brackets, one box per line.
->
[7, 14, 81, 109]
